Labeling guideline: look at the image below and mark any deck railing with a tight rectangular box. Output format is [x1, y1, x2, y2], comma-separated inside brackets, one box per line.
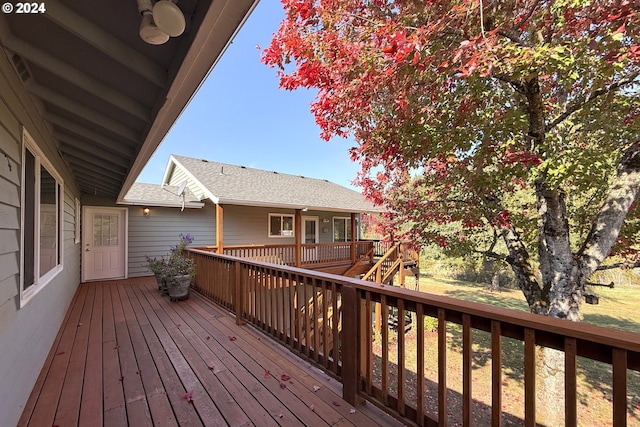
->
[192, 241, 374, 268]
[188, 248, 640, 426]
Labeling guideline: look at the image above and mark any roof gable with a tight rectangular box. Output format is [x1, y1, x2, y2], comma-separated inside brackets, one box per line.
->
[167, 154, 384, 213]
[122, 182, 203, 208]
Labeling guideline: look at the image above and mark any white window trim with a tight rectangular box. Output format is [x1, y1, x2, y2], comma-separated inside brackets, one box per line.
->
[20, 129, 64, 307]
[268, 213, 295, 238]
[332, 216, 351, 242]
[74, 198, 81, 244]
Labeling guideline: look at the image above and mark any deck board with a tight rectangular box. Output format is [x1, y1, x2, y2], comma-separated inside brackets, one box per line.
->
[18, 277, 403, 427]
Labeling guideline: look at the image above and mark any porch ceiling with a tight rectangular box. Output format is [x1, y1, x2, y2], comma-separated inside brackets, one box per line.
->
[0, 0, 257, 200]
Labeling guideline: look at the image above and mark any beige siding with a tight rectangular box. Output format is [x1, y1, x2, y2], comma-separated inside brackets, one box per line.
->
[0, 69, 81, 427]
[128, 202, 217, 276]
[222, 206, 353, 246]
[167, 164, 207, 200]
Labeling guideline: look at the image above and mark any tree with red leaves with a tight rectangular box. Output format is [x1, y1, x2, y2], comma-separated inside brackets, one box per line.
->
[263, 0, 640, 322]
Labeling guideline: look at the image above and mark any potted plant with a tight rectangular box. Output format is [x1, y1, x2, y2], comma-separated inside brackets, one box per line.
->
[146, 256, 168, 295]
[165, 234, 196, 301]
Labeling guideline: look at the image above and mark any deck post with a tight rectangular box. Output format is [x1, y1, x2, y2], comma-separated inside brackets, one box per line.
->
[233, 261, 245, 325]
[216, 203, 224, 254]
[341, 284, 363, 405]
[350, 213, 357, 263]
[295, 209, 302, 267]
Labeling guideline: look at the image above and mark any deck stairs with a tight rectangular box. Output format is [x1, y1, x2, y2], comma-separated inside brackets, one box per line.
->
[361, 242, 420, 288]
[303, 242, 421, 348]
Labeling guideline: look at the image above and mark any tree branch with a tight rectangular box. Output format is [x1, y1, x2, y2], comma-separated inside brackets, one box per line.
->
[509, 0, 542, 35]
[546, 72, 640, 132]
[576, 142, 640, 281]
[595, 261, 640, 271]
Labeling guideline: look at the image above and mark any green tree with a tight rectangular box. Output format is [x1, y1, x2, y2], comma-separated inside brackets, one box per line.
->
[263, 0, 640, 321]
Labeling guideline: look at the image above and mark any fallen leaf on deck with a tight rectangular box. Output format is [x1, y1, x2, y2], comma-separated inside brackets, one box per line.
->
[279, 383, 287, 389]
[309, 404, 315, 412]
[208, 365, 215, 370]
[136, 370, 141, 375]
[206, 336, 210, 340]
[278, 414, 283, 418]
[55, 351, 66, 356]
[119, 376, 124, 382]
[332, 401, 341, 406]
[228, 336, 237, 341]
[281, 374, 291, 381]
[114, 345, 120, 350]
[349, 409, 356, 414]
[183, 390, 193, 403]
[264, 370, 270, 378]
[77, 323, 83, 326]
[312, 385, 320, 392]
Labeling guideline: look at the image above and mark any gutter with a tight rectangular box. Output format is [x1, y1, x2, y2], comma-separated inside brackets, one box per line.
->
[118, 200, 205, 209]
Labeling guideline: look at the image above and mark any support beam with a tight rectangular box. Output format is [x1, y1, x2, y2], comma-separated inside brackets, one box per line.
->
[350, 212, 357, 264]
[27, 82, 141, 144]
[216, 203, 224, 254]
[295, 209, 302, 267]
[67, 160, 126, 184]
[44, 112, 136, 156]
[1, 34, 150, 121]
[60, 149, 129, 175]
[57, 133, 132, 167]
[44, 0, 167, 87]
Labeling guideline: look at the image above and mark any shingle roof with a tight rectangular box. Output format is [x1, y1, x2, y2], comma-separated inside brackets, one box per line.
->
[170, 155, 384, 213]
[122, 182, 203, 208]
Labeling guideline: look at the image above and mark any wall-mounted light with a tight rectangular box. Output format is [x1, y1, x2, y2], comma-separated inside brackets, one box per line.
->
[322, 218, 330, 223]
[143, 207, 150, 217]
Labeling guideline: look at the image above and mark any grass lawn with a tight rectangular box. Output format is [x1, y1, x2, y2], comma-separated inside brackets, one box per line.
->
[370, 275, 640, 426]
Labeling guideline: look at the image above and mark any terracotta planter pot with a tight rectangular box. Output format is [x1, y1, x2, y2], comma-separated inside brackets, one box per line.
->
[167, 274, 190, 301]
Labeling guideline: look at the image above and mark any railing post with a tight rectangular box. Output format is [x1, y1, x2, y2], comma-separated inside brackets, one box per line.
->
[233, 260, 245, 325]
[342, 284, 363, 405]
[295, 209, 302, 267]
[350, 213, 357, 264]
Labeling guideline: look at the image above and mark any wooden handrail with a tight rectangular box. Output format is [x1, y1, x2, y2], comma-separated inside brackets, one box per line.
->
[188, 248, 640, 426]
[361, 242, 401, 282]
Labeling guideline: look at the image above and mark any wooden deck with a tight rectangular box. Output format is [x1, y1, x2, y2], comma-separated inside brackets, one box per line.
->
[18, 277, 402, 427]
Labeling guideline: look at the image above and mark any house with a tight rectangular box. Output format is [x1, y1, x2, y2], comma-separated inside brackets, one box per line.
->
[122, 154, 387, 277]
[0, 2, 259, 426]
[4, 3, 635, 426]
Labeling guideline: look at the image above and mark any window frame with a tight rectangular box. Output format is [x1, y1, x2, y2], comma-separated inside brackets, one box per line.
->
[74, 197, 81, 244]
[332, 216, 353, 242]
[268, 213, 295, 238]
[20, 130, 64, 306]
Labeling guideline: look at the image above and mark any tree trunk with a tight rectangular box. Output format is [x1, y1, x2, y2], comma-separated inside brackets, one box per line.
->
[501, 143, 640, 425]
[537, 347, 566, 426]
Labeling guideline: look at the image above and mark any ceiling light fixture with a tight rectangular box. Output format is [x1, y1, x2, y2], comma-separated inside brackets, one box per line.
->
[153, 0, 186, 37]
[137, 0, 185, 45]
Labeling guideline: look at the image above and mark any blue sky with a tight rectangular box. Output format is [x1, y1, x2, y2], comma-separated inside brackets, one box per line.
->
[136, 1, 361, 190]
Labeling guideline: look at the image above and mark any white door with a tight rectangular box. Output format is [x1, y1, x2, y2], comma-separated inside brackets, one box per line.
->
[302, 216, 319, 262]
[83, 207, 127, 281]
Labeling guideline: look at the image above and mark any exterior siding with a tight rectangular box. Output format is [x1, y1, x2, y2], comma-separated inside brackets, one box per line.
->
[0, 93, 81, 427]
[167, 164, 207, 200]
[128, 202, 217, 276]
[222, 205, 359, 246]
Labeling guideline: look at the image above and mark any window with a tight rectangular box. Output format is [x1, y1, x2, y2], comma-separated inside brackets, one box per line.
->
[333, 217, 352, 242]
[21, 130, 64, 303]
[269, 213, 294, 237]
